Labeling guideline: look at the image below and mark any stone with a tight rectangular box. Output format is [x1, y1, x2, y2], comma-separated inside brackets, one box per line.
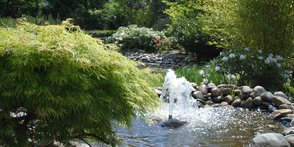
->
[292, 120, 294, 127]
[273, 96, 291, 106]
[233, 89, 242, 96]
[212, 96, 223, 103]
[253, 96, 262, 106]
[211, 87, 221, 97]
[220, 101, 229, 106]
[207, 82, 216, 92]
[245, 97, 253, 108]
[198, 84, 208, 95]
[242, 86, 253, 97]
[253, 86, 266, 98]
[224, 95, 233, 104]
[280, 104, 293, 109]
[274, 91, 288, 99]
[232, 99, 241, 107]
[221, 87, 232, 96]
[191, 82, 198, 89]
[206, 100, 214, 106]
[261, 91, 274, 102]
[250, 133, 290, 147]
[212, 104, 221, 107]
[285, 135, 294, 147]
[158, 118, 187, 129]
[217, 84, 228, 88]
[283, 127, 294, 136]
[268, 109, 292, 120]
[192, 91, 204, 99]
[268, 105, 277, 113]
[280, 117, 294, 128]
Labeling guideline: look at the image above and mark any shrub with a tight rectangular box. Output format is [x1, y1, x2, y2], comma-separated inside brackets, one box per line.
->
[163, 0, 220, 59]
[214, 48, 293, 91]
[107, 25, 170, 51]
[0, 18, 158, 146]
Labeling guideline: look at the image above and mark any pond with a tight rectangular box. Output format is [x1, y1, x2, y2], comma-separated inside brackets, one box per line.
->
[115, 105, 282, 147]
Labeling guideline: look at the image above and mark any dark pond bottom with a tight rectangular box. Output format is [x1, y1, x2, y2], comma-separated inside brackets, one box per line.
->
[115, 107, 282, 147]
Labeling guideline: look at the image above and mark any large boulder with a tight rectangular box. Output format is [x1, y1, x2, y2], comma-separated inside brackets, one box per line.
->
[274, 91, 288, 99]
[253, 86, 266, 97]
[261, 92, 274, 102]
[250, 133, 290, 147]
[285, 135, 294, 147]
[273, 96, 291, 107]
[211, 87, 221, 97]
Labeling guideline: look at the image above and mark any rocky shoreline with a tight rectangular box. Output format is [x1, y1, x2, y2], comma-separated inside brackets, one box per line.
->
[154, 83, 294, 147]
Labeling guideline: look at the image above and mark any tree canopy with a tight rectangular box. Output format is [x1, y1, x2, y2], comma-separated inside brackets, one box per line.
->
[0, 18, 158, 146]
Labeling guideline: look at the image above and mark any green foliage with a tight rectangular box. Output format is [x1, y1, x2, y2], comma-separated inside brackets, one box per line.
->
[200, 0, 294, 56]
[163, 0, 220, 58]
[175, 62, 226, 85]
[0, 18, 158, 146]
[214, 48, 293, 91]
[107, 25, 171, 51]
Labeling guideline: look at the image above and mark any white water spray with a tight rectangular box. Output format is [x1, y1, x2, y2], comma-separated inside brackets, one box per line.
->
[160, 69, 198, 120]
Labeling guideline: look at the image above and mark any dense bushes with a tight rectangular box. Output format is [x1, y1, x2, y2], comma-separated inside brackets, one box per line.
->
[107, 25, 170, 51]
[0, 18, 158, 146]
[214, 48, 293, 91]
[163, 0, 220, 59]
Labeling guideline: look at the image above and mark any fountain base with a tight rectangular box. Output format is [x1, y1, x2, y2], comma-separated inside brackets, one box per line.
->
[158, 118, 187, 129]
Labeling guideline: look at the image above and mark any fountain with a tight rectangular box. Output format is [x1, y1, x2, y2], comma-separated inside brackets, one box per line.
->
[159, 69, 197, 128]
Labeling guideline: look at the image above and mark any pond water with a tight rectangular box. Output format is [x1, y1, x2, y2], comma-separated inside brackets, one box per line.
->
[115, 105, 282, 147]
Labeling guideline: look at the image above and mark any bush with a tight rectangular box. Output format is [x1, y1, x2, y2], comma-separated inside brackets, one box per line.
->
[164, 0, 220, 59]
[214, 48, 293, 91]
[107, 25, 170, 51]
[0, 18, 158, 146]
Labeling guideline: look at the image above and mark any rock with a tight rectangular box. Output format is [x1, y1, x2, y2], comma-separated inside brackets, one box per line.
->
[273, 96, 291, 107]
[198, 84, 208, 95]
[253, 96, 263, 106]
[207, 82, 216, 92]
[220, 101, 229, 106]
[274, 91, 288, 99]
[285, 135, 294, 147]
[217, 84, 228, 88]
[211, 87, 221, 97]
[245, 97, 253, 108]
[232, 99, 241, 107]
[280, 117, 294, 128]
[242, 86, 253, 97]
[233, 89, 242, 96]
[159, 118, 187, 129]
[268, 109, 292, 120]
[268, 105, 277, 113]
[224, 95, 233, 104]
[283, 127, 294, 135]
[212, 96, 223, 103]
[221, 87, 232, 96]
[292, 120, 294, 127]
[212, 104, 221, 107]
[280, 104, 293, 109]
[206, 100, 214, 106]
[250, 133, 290, 147]
[192, 91, 204, 99]
[191, 82, 198, 89]
[253, 86, 266, 97]
[261, 92, 274, 102]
